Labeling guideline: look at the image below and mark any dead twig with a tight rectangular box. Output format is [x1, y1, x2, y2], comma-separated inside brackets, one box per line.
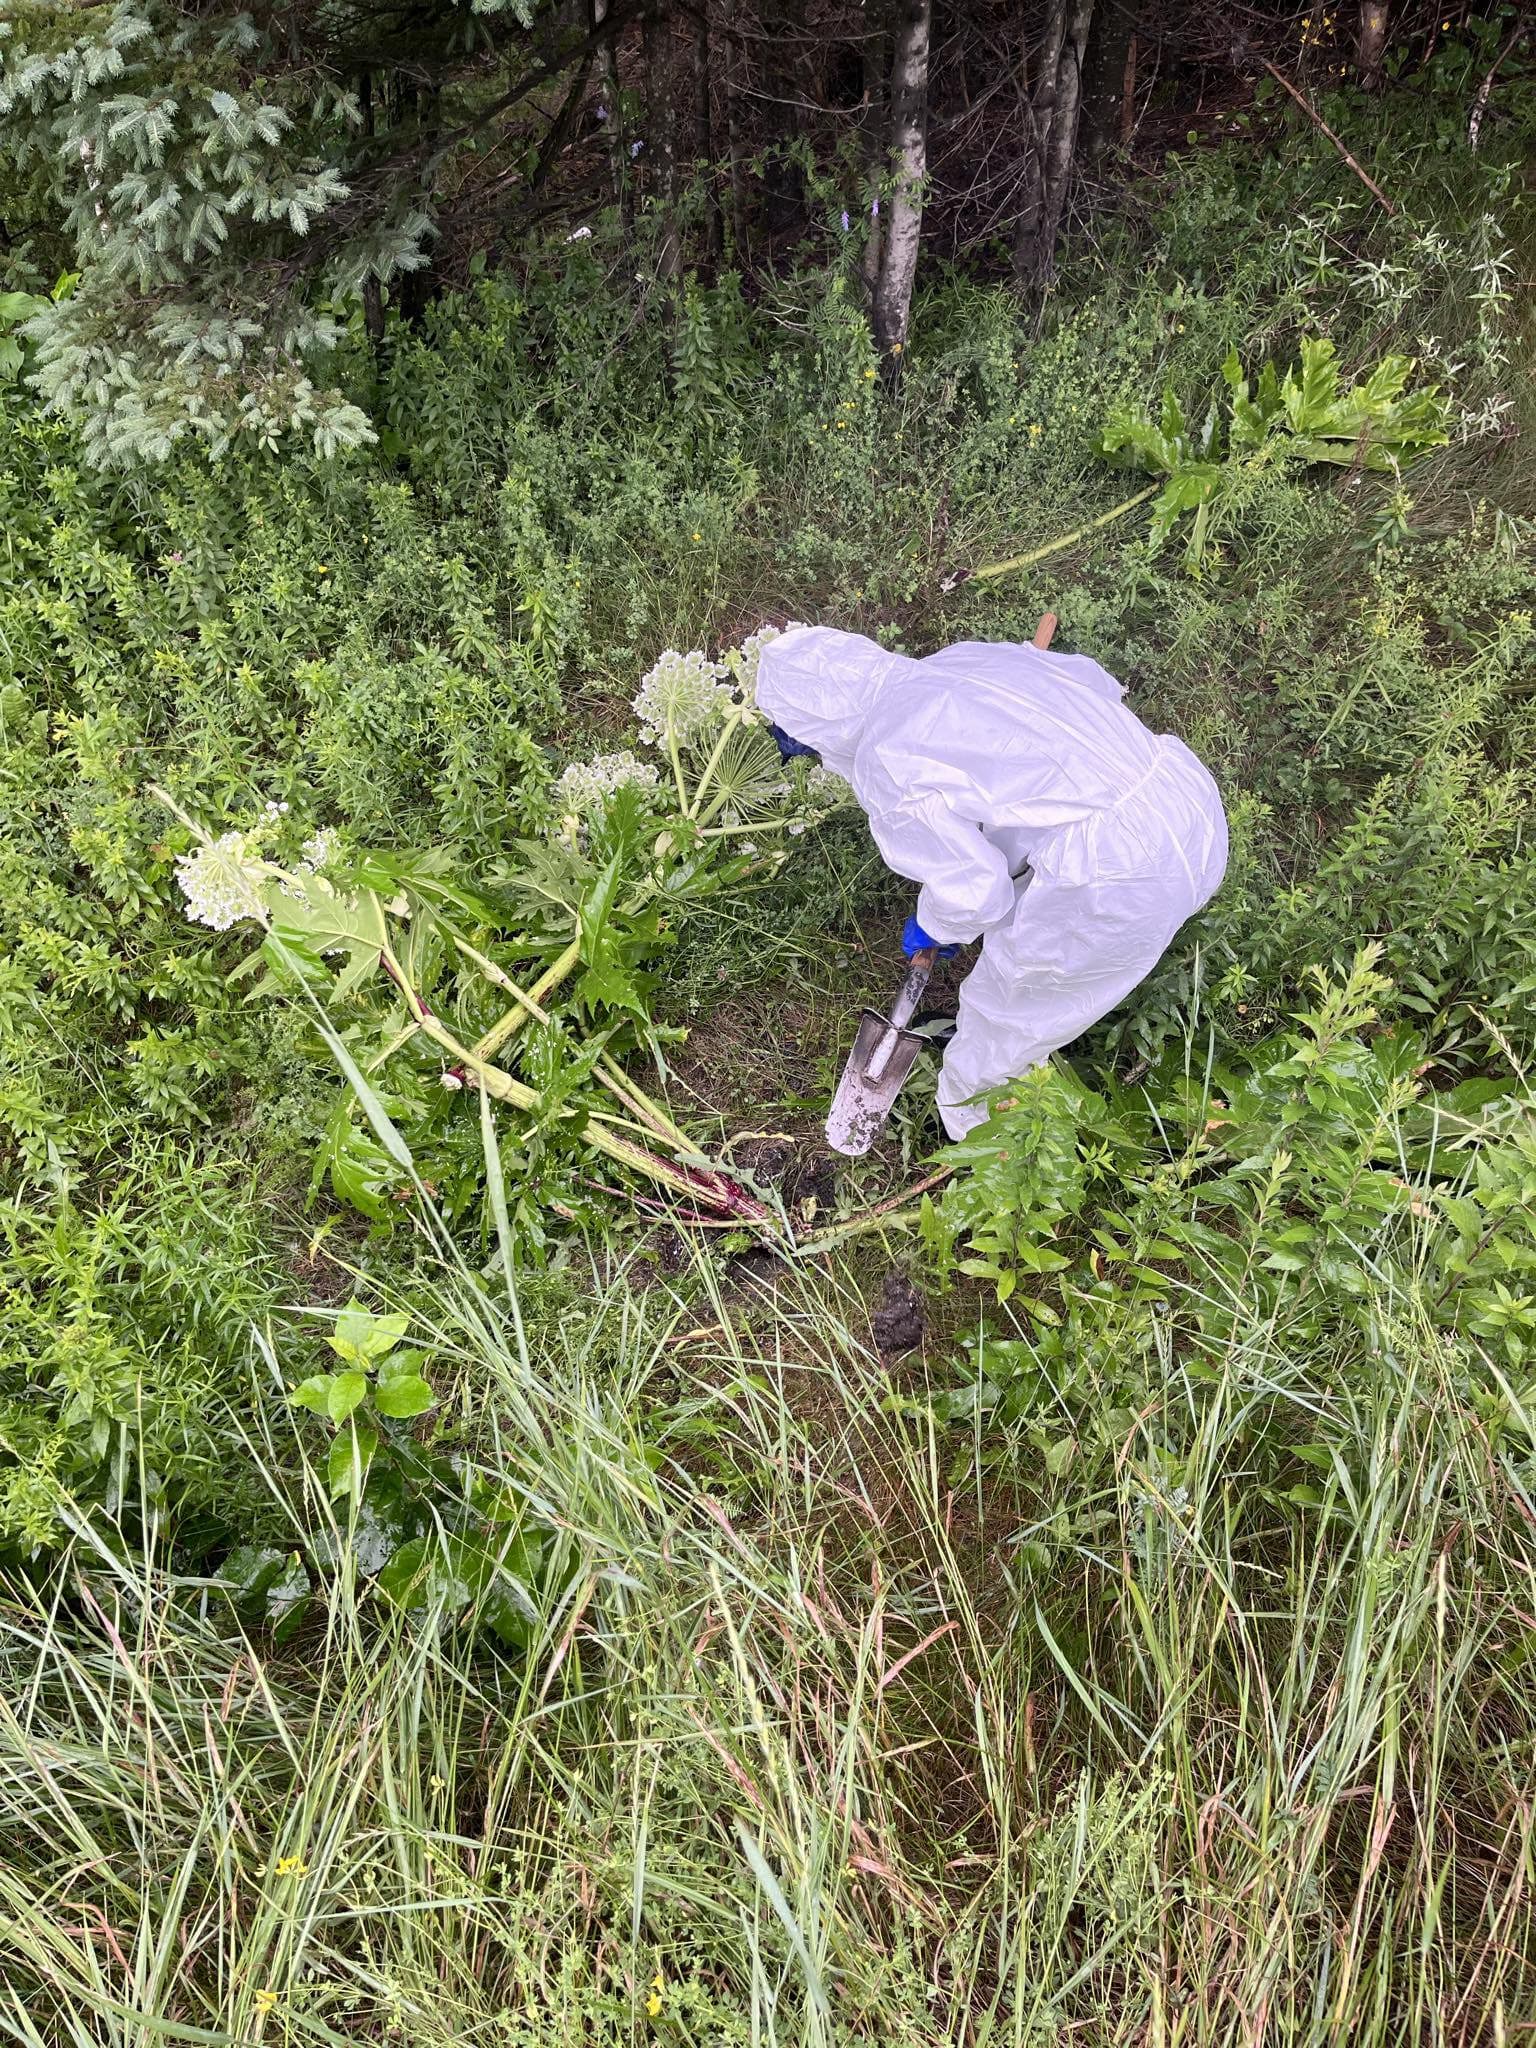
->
[1469, 16, 1527, 153]
[1262, 60, 1395, 215]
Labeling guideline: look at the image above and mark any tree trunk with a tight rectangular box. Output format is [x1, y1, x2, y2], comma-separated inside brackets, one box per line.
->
[1011, 0, 1094, 289]
[724, 8, 750, 262]
[860, 7, 890, 305]
[871, 0, 932, 380]
[1356, 2, 1389, 90]
[759, 0, 806, 232]
[643, 3, 681, 285]
[592, 0, 632, 229]
[693, 0, 723, 261]
[1079, 0, 1134, 168]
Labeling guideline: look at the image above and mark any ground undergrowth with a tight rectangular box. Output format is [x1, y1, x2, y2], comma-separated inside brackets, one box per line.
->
[3, 58, 1536, 2045]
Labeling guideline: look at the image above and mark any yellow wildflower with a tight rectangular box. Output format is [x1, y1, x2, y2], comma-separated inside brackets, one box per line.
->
[863, 367, 876, 379]
[254, 1988, 279, 2015]
[1028, 422, 1042, 440]
[646, 1969, 665, 2018]
[316, 564, 329, 575]
[274, 1855, 309, 1878]
[691, 531, 702, 543]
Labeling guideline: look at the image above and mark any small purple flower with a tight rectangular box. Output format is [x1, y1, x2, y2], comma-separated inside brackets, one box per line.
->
[871, 198, 879, 217]
[840, 210, 850, 232]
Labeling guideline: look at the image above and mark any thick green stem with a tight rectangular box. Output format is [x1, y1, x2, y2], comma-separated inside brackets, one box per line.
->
[666, 727, 689, 811]
[473, 935, 583, 1061]
[968, 484, 1160, 583]
[596, 1050, 691, 1149]
[686, 716, 741, 820]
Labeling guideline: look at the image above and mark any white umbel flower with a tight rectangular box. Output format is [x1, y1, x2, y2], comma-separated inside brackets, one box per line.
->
[556, 749, 660, 816]
[298, 827, 339, 873]
[723, 625, 781, 707]
[798, 761, 853, 813]
[175, 831, 270, 931]
[633, 648, 729, 746]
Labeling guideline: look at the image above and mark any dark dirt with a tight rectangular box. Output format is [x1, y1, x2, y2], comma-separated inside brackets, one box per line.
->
[871, 1267, 927, 1358]
[729, 1134, 840, 1228]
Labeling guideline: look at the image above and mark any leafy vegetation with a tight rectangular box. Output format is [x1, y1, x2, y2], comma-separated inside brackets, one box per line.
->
[3, 27, 1536, 2043]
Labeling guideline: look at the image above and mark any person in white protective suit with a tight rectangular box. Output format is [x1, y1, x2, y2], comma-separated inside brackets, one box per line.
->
[754, 623, 1228, 1140]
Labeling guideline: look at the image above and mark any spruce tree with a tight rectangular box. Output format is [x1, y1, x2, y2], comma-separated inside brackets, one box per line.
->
[0, 0, 616, 464]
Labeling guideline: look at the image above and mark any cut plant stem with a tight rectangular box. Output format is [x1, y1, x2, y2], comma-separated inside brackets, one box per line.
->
[968, 484, 1159, 583]
[385, 956, 775, 1225]
[596, 1051, 692, 1149]
[473, 935, 583, 1061]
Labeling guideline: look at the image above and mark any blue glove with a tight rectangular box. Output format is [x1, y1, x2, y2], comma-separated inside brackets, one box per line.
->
[903, 914, 959, 961]
[767, 721, 817, 762]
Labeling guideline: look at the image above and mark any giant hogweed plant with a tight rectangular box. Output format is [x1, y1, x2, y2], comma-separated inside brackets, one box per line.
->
[966, 337, 1450, 581]
[157, 630, 850, 1248]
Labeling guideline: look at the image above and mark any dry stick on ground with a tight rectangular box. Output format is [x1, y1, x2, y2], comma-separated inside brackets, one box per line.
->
[1261, 59, 1395, 215]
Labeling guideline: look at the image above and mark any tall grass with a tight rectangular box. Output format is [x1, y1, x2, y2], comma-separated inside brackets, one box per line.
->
[3, 1244, 1532, 2045]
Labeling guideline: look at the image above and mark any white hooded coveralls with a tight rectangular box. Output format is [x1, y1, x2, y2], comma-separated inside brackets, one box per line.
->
[755, 626, 1228, 1139]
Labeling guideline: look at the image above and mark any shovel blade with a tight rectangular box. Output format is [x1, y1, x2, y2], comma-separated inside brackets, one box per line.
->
[825, 1008, 927, 1156]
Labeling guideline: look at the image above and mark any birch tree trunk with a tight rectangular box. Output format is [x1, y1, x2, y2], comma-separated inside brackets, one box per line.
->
[860, 10, 890, 304]
[871, 0, 932, 381]
[1011, 0, 1094, 289]
[1356, 2, 1389, 90]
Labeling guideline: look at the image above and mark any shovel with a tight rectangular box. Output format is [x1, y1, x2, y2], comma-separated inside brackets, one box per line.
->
[825, 947, 936, 1156]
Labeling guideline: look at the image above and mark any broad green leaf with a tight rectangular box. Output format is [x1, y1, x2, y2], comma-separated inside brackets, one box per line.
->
[327, 1371, 368, 1422]
[315, 1101, 398, 1222]
[331, 1302, 410, 1362]
[374, 1373, 433, 1418]
[1044, 1434, 1076, 1478]
[290, 1374, 336, 1414]
[328, 1419, 379, 1500]
[217, 1545, 289, 1601]
[376, 1536, 432, 1607]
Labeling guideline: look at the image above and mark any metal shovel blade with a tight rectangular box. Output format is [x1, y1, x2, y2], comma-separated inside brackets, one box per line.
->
[826, 1011, 927, 1155]
[825, 947, 936, 1156]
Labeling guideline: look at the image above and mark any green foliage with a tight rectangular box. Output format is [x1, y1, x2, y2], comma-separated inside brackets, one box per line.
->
[1097, 337, 1449, 564]
[929, 949, 1536, 1421]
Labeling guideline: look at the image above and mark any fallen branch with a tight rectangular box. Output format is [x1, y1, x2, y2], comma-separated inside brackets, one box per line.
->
[1262, 60, 1395, 215]
[1469, 17, 1526, 154]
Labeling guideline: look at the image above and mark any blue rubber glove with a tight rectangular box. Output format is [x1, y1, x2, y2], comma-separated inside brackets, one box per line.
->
[903, 914, 959, 961]
[767, 720, 817, 762]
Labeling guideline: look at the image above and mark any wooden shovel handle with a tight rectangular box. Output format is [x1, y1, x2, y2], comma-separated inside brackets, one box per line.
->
[1034, 611, 1058, 650]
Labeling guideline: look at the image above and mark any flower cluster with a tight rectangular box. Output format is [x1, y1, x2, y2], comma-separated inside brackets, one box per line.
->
[298, 827, 339, 873]
[799, 761, 852, 812]
[721, 625, 780, 707]
[175, 830, 271, 930]
[555, 749, 660, 816]
[632, 648, 730, 746]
